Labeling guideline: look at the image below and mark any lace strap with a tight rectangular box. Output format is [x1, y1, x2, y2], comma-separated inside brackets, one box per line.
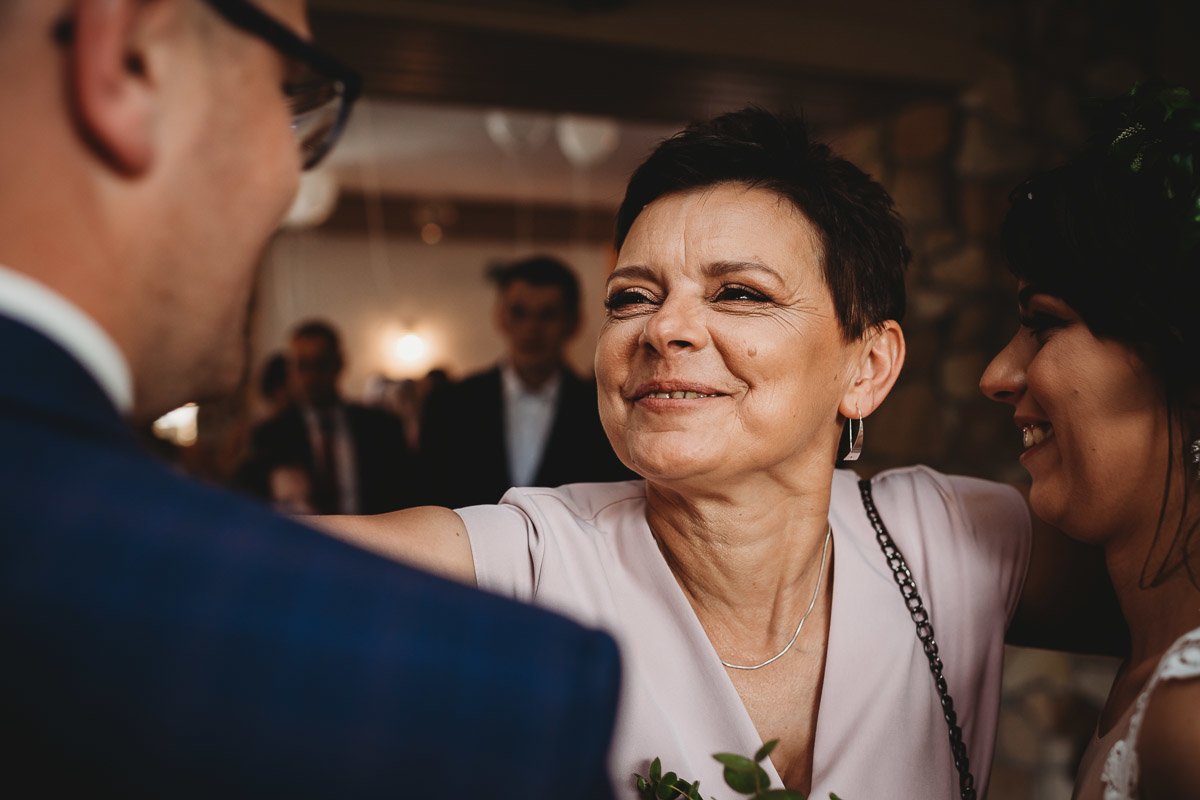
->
[1128, 626, 1200, 743]
[1103, 625, 1200, 798]
[1155, 626, 1200, 682]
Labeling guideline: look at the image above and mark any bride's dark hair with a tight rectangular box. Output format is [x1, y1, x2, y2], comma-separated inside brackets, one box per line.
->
[1003, 80, 1200, 589]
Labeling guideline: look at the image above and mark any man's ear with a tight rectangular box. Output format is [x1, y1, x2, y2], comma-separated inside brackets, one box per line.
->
[69, 0, 160, 174]
[840, 320, 905, 420]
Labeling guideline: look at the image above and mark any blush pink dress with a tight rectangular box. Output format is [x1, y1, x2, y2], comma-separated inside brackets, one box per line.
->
[457, 466, 1031, 799]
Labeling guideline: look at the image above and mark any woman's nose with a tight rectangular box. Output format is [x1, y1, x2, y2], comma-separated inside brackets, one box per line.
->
[980, 333, 1028, 405]
[640, 295, 709, 354]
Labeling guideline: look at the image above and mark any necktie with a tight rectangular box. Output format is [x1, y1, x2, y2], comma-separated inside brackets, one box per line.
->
[313, 410, 340, 514]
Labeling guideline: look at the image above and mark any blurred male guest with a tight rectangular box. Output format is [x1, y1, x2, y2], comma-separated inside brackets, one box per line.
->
[249, 320, 415, 513]
[421, 256, 633, 507]
[0, 2, 619, 797]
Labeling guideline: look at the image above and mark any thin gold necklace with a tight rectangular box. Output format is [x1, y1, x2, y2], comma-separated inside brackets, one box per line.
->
[720, 524, 832, 671]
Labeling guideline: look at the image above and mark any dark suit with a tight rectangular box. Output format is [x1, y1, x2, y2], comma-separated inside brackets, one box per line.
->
[0, 315, 620, 798]
[248, 403, 416, 513]
[419, 365, 635, 508]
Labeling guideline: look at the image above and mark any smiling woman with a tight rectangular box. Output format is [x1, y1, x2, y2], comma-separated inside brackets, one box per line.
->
[314, 107, 1120, 800]
[981, 81, 1200, 800]
[597, 184, 862, 488]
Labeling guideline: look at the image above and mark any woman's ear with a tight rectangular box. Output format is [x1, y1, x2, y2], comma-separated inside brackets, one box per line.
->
[69, 0, 159, 175]
[840, 320, 905, 419]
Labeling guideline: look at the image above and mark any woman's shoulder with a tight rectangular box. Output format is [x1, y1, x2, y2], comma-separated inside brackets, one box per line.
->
[835, 464, 1031, 571]
[499, 480, 648, 526]
[1132, 626, 1200, 799]
[849, 464, 1024, 513]
[1138, 678, 1200, 799]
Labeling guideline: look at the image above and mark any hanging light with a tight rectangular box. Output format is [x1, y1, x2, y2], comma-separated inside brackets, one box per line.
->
[556, 114, 621, 169]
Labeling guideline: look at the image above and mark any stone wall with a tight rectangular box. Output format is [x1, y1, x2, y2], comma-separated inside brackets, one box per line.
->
[821, 1, 1190, 792]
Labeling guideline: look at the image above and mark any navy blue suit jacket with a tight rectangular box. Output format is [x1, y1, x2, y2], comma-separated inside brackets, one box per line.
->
[419, 366, 635, 508]
[0, 316, 620, 798]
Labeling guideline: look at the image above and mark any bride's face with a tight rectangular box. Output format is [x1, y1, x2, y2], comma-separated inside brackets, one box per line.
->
[595, 183, 860, 490]
[980, 285, 1170, 543]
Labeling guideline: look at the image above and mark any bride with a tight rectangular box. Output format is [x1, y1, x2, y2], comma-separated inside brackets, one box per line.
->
[981, 81, 1200, 800]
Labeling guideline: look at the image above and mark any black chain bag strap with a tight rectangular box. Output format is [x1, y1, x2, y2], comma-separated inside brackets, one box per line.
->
[857, 478, 977, 800]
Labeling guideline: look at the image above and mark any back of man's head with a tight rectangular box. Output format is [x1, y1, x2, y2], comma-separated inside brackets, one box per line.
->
[0, 1, 347, 422]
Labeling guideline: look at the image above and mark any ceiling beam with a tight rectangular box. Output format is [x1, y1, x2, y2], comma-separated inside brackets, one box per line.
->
[318, 190, 619, 246]
[309, 10, 955, 128]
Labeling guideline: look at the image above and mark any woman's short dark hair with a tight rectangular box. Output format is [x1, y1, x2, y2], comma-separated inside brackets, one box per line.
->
[1003, 81, 1200, 589]
[615, 107, 910, 340]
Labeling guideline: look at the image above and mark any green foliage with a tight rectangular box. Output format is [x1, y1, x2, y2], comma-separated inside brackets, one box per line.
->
[1097, 80, 1200, 255]
[633, 739, 844, 800]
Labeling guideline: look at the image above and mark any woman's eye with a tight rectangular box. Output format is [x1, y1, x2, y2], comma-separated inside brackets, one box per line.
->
[714, 285, 769, 303]
[604, 289, 654, 311]
[1019, 312, 1066, 341]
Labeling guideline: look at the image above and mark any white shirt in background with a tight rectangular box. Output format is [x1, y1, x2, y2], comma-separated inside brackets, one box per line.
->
[301, 404, 361, 515]
[500, 363, 561, 487]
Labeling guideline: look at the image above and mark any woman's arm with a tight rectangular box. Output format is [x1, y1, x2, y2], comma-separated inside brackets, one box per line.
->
[1006, 488, 1128, 655]
[308, 507, 477, 585]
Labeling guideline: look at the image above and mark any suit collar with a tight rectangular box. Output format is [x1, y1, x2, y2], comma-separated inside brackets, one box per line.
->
[0, 315, 136, 447]
[0, 265, 133, 414]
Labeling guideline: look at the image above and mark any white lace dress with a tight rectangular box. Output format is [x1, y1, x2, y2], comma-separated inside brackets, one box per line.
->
[1096, 626, 1200, 800]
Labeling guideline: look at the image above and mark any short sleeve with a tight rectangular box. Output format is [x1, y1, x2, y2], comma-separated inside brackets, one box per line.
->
[944, 474, 1033, 626]
[455, 502, 544, 603]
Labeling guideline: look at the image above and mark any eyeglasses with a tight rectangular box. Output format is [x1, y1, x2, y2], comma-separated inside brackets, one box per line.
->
[54, 0, 362, 170]
[199, 0, 362, 170]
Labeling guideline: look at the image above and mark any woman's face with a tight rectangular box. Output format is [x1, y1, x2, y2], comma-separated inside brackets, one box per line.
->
[980, 286, 1169, 543]
[596, 183, 861, 490]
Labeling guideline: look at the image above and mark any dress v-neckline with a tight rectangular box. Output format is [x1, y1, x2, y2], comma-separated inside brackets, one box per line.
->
[633, 484, 845, 792]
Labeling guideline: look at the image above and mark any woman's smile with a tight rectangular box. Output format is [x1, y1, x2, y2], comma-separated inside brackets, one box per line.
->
[628, 379, 729, 408]
[1018, 421, 1055, 464]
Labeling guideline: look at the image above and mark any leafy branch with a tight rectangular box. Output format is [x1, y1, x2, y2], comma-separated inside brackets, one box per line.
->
[633, 739, 845, 800]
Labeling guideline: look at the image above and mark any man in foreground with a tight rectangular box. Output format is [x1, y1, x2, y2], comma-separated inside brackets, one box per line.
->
[0, 1, 619, 796]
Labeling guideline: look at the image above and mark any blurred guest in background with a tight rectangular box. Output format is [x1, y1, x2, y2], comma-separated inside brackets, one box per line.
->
[248, 320, 418, 514]
[0, 1, 619, 796]
[266, 459, 317, 516]
[421, 256, 633, 506]
[256, 350, 292, 419]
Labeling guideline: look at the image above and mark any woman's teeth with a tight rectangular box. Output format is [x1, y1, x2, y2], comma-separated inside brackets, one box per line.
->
[1022, 424, 1053, 449]
[646, 391, 716, 399]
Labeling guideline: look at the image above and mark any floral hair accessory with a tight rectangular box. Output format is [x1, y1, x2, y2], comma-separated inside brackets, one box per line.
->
[1095, 79, 1200, 255]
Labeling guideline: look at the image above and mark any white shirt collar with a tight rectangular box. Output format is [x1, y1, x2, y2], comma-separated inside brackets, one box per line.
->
[0, 264, 134, 415]
[500, 361, 562, 401]
[499, 362, 563, 487]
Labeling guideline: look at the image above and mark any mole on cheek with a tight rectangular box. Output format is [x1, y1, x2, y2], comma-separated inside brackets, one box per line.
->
[747, 347, 757, 358]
